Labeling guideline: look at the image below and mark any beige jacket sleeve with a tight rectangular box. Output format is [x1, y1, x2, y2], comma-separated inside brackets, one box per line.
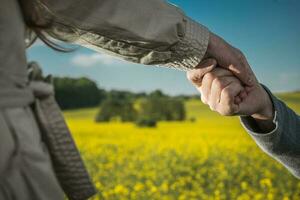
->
[31, 0, 209, 70]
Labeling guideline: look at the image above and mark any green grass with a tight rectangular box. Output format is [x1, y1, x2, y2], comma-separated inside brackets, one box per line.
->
[276, 92, 300, 111]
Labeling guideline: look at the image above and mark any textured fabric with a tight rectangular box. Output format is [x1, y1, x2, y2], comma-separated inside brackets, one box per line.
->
[28, 62, 96, 200]
[25, 0, 209, 71]
[1, 0, 210, 107]
[0, 107, 64, 200]
[0, 0, 33, 108]
[0, 0, 28, 86]
[240, 86, 300, 178]
[0, 88, 34, 108]
[0, 0, 65, 199]
[165, 17, 209, 70]
[1, 0, 210, 198]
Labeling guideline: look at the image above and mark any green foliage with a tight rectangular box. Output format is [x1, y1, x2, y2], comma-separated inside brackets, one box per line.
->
[139, 95, 186, 121]
[52, 76, 188, 117]
[276, 91, 300, 104]
[54, 77, 103, 109]
[189, 117, 196, 123]
[149, 90, 168, 98]
[95, 98, 137, 122]
[95, 90, 186, 124]
[106, 90, 147, 102]
[135, 117, 157, 128]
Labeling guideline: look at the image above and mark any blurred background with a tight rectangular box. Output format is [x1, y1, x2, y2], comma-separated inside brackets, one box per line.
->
[27, 0, 300, 199]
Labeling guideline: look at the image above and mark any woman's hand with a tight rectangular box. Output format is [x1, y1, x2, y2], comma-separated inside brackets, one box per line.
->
[187, 62, 275, 132]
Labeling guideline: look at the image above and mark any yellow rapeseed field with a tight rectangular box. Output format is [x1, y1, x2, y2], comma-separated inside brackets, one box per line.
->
[64, 94, 300, 200]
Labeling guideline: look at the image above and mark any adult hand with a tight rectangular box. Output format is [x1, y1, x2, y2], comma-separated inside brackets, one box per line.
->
[187, 64, 275, 132]
[197, 32, 256, 86]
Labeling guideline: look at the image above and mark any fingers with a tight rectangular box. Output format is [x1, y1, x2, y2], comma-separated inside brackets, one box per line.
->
[206, 32, 256, 86]
[239, 90, 248, 101]
[199, 72, 244, 116]
[218, 82, 243, 116]
[200, 68, 234, 104]
[187, 62, 233, 87]
[187, 56, 249, 116]
[186, 58, 217, 87]
[209, 76, 237, 111]
[228, 48, 256, 86]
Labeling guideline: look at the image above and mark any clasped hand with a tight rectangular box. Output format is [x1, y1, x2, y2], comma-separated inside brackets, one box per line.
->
[186, 32, 275, 132]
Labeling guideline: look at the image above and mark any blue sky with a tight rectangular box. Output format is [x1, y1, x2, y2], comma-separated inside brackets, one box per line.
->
[27, 0, 300, 95]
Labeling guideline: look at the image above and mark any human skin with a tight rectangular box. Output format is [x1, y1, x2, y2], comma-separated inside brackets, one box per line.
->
[199, 32, 256, 87]
[187, 59, 276, 133]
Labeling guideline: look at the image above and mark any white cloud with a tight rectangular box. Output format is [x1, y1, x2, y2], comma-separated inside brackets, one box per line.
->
[71, 53, 123, 67]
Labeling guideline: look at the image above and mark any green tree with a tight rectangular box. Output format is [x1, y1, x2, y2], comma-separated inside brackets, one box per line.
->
[53, 77, 103, 109]
[95, 98, 137, 122]
[138, 95, 186, 121]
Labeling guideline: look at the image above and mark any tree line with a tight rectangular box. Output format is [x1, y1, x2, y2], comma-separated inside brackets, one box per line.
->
[54, 77, 192, 127]
[95, 90, 186, 127]
[54, 77, 149, 110]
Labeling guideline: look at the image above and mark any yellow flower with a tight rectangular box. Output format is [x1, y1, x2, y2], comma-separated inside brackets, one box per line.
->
[114, 185, 129, 195]
[160, 182, 169, 193]
[133, 183, 144, 191]
[63, 98, 300, 200]
[241, 181, 248, 190]
[260, 178, 272, 188]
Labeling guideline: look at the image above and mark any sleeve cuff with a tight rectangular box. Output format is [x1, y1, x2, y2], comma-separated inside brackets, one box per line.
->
[165, 17, 210, 71]
[240, 110, 278, 136]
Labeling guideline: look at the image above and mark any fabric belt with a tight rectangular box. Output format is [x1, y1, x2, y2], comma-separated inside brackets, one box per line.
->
[0, 88, 34, 108]
[28, 62, 96, 200]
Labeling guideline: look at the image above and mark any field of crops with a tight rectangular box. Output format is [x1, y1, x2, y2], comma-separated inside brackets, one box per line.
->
[64, 93, 300, 200]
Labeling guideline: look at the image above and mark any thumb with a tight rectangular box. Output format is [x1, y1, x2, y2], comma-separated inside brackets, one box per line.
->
[236, 85, 260, 116]
[208, 33, 255, 86]
[228, 49, 255, 87]
[186, 58, 217, 86]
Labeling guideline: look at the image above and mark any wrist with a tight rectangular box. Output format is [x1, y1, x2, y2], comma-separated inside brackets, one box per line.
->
[251, 86, 274, 120]
[203, 31, 217, 60]
[250, 85, 275, 132]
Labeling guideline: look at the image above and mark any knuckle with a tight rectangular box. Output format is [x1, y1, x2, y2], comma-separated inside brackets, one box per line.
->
[186, 71, 195, 82]
[187, 71, 202, 83]
[213, 78, 225, 90]
[204, 72, 215, 83]
[222, 87, 232, 97]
